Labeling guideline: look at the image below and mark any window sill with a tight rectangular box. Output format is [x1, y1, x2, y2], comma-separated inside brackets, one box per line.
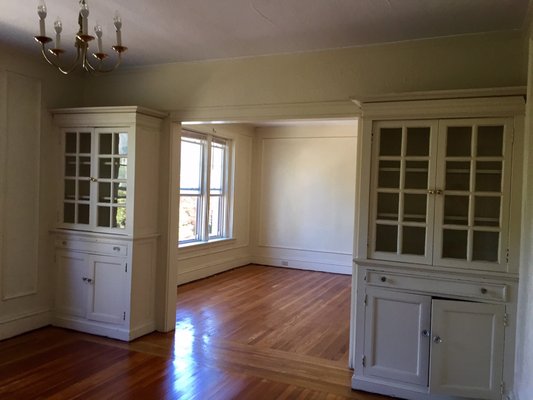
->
[178, 237, 236, 252]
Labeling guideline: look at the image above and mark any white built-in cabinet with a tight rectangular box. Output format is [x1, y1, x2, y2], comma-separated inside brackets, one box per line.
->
[351, 91, 524, 400]
[51, 107, 166, 341]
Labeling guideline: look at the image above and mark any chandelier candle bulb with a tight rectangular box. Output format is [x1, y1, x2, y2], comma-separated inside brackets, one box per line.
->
[94, 24, 103, 53]
[113, 12, 122, 46]
[54, 19, 62, 49]
[80, 1, 89, 35]
[37, 0, 47, 36]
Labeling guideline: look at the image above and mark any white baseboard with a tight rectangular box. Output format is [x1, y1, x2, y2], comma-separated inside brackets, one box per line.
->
[177, 256, 251, 285]
[0, 309, 51, 340]
[252, 256, 352, 275]
[53, 316, 153, 342]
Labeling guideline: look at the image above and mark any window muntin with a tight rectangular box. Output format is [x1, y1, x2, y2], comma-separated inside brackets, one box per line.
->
[179, 131, 230, 244]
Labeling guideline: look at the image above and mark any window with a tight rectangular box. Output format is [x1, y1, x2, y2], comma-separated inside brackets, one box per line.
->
[179, 130, 231, 244]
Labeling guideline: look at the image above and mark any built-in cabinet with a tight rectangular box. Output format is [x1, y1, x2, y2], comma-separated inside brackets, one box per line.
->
[51, 107, 165, 341]
[351, 92, 524, 400]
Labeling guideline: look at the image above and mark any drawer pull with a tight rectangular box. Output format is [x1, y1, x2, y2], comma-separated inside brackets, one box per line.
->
[113, 246, 121, 251]
[380, 276, 387, 283]
[422, 329, 430, 337]
[433, 336, 443, 344]
[480, 287, 488, 294]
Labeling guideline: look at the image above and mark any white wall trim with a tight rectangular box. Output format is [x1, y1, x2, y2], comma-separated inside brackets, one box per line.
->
[177, 255, 251, 285]
[256, 244, 352, 256]
[178, 243, 250, 261]
[171, 100, 360, 122]
[252, 256, 351, 275]
[0, 309, 51, 340]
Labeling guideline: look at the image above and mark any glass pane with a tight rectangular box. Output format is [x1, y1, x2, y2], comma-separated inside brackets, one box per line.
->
[402, 226, 425, 255]
[375, 225, 397, 253]
[78, 204, 89, 225]
[113, 157, 127, 179]
[64, 179, 75, 200]
[379, 128, 402, 156]
[114, 133, 128, 155]
[474, 196, 500, 227]
[180, 138, 203, 192]
[97, 206, 111, 227]
[79, 156, 91, 177]
[64, 203, 75, 223]
[65, 156, 77, 177]
[65, 132, 77, 153]
[210, 144, 224, 191]
[477, 126, 503, 157]
[444, 195, 469, 226]
[112, 207, 126, 229]
[476, 161, 502, 192]
[445, 161, 470, 191]
[179, 196, 199, 241]
[78, 180, 90, 201]
[442, 229, 467, 259]
[447, 126, 472, 157]
[79, 132, 91, 154]
[113, 183, 127, 205]
[99, 158, 112, 179]
[403, 193, 427, 222]
[405, 161, 428, 189]
[99, 133, 112, 155]
[473, 231, 499, 262]
[99, 182, 111, 203]
[377, 193, 399, 221]
[406, 127, 430, 156]
[209, 196, 221, 237]
[378, 160, 400, 188]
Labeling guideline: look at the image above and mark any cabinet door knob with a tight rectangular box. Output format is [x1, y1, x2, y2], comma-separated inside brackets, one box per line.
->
[422, 329, 430, 337]
[90, 177, 97, 182]
[380, 276, 387, 283]
[480, 287, 488, 294]
[87, 278, 93, 284]
[82, 277, 87, 282]
[433, 336, 443, 344]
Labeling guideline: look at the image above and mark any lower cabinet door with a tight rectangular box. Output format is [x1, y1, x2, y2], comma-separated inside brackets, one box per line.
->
[86, 255, 127, 325]
[55, 251, 87, 318]
[363, 287, 431, 386]
[429, 299, 505, 400]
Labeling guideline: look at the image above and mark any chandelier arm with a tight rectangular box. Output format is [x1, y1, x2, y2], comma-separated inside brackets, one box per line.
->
[39, 43, 83, 75]
[84, 52, 124, 75]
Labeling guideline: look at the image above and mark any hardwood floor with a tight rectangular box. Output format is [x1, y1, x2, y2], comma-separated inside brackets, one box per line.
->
[0, 265, 393, 399]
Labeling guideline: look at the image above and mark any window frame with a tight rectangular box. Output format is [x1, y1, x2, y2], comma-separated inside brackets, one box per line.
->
[178, 129, 231, 246]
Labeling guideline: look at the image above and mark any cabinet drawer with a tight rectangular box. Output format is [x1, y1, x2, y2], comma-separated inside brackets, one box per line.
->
[55, 238, 128, 256]
[366, 270, 507, 302]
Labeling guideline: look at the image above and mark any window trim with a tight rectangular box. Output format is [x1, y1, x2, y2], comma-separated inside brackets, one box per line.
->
[179, 129, 231, 246]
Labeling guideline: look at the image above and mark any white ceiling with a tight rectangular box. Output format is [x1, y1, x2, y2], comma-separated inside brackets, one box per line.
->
[0, 0, 530, 67]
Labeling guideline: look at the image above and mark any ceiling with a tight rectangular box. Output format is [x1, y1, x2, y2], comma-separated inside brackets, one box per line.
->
[1, 0, 530, 68]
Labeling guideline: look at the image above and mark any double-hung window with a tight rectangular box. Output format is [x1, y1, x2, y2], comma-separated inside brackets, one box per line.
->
[179, 130, 231, 245]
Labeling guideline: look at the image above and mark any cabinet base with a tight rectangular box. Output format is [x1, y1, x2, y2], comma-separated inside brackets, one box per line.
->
[53, 316, 155, 342]
[352, 376, 480, 400]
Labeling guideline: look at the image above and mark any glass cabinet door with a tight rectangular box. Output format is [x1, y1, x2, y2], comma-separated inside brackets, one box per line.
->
[370, 121, 438, 263]
[96, 129, 128, 230]
[434, 119, 512, 270]
[62, 129, 93, 226]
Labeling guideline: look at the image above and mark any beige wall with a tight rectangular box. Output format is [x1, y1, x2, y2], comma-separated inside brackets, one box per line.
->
[251, 123, 357, 274]
[81, 31, 527, 111]
[0, 45, 82, 339]
[515, 34, 533, 400]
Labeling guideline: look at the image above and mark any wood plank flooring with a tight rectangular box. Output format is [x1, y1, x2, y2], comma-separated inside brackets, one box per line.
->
[0, 264, 393, 399]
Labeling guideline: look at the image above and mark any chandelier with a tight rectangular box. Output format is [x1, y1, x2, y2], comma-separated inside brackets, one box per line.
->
[34, 0, 127, 75]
